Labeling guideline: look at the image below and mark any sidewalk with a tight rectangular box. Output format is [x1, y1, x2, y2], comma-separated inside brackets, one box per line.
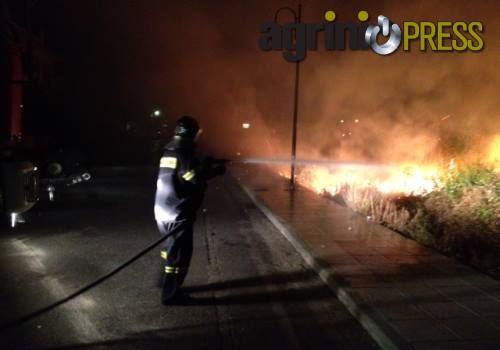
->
[233, 164, 500, 350]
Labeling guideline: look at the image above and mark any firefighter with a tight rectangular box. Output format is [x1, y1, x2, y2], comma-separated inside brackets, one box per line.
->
[154, 116, 225, 305]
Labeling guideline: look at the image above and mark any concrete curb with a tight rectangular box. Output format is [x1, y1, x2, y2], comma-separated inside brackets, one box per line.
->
[241, 184, 412, 350]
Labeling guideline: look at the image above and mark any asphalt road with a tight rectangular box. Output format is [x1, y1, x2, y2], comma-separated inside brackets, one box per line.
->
[0, 167, 379, 350]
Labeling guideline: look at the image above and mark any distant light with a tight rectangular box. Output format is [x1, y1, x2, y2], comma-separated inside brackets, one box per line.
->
[19, 104, 23, 108]
[242, 123, 251, 129]
[354, 119, 359, 123]
[153, 110, 161, 117]
[10, 213, 17, 228]
[236, 152, 241, 156]
[340, 119, 344, 124]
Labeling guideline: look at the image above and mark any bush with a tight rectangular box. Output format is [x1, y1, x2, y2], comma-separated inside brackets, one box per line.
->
[331, 163, 500, 277]
[411, 165, 500, 275]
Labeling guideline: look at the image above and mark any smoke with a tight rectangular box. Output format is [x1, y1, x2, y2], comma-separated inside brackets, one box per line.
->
[295, 0, 500, 164]
[156, 0, 500, 164]
[47, 0, 500, 164]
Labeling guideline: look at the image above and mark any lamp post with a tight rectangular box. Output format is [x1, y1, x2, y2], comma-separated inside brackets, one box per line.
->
[274, 4, 302, 191]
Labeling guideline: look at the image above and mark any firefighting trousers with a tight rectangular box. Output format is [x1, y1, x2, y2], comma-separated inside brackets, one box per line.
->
[157, 219, 194, 301]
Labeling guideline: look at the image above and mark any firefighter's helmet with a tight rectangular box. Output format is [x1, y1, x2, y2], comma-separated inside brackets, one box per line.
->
[174, 116, 199, 139]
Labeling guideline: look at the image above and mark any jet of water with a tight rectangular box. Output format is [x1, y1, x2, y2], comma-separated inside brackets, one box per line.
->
[239, 157, 391, 170]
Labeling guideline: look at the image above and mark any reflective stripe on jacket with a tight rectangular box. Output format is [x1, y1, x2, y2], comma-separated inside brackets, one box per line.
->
[154, 137, 206, 222]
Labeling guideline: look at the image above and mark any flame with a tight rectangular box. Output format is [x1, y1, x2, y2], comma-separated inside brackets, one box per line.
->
[487, 135, 500, 164]
[297, 163, 442, 196]
[292, 135, 499, 197]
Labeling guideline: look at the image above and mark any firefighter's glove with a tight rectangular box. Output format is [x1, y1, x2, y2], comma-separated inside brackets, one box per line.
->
[202, 157, 227, 178]
[212, 159, 227, 176]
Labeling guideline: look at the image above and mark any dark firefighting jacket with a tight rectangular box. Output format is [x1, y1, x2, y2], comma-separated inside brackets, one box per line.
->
[154, 137, 207, 222]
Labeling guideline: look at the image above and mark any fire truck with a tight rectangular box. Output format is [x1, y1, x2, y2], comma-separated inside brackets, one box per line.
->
[1, 0, 90, 228]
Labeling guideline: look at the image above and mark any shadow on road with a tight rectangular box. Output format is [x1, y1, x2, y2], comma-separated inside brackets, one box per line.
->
[183, 270, 316, 293]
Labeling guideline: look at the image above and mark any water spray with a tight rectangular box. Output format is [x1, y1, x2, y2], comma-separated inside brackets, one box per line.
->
[236, 157, 391, 170]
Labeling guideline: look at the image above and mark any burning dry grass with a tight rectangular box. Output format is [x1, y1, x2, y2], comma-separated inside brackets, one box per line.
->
[294, 151, 500, 277]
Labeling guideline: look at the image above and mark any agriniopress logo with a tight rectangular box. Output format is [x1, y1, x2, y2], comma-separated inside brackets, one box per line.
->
[258, 10, 485, 61]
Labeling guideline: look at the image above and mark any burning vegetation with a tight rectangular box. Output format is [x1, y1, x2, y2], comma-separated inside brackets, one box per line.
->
[291, 135, 500, 277]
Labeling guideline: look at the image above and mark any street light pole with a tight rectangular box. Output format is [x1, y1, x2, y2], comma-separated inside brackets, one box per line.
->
[290, 6, 301, 191]
[274, 4, 302, 191]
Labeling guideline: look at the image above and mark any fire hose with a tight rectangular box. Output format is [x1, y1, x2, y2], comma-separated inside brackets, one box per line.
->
[0, 222, 185, 332]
